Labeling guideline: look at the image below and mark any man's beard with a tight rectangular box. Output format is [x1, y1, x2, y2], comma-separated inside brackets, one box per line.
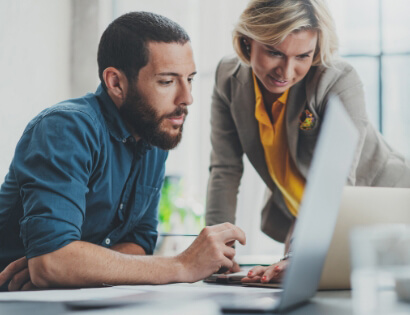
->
[119, 85, 187, 150]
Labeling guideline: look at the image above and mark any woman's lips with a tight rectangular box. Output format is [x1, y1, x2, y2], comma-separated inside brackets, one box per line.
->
[268, 75, 288, 87]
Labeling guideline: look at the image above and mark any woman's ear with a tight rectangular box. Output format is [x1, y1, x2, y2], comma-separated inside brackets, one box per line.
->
[242, 37, 252, 55]
[242, 37, 251, 46]
[103, 67, 128, 107]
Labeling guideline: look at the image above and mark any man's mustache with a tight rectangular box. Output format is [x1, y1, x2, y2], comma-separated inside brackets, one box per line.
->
[164, 106, 188, 119]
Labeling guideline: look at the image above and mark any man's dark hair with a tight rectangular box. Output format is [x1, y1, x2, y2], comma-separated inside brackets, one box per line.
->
[97, 11, 190, 88]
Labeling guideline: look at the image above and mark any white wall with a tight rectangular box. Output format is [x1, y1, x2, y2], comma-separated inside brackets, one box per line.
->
[0, 0, 72, 179]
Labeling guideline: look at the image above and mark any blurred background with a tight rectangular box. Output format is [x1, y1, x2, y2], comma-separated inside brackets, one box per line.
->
[1, 0, 409, 258]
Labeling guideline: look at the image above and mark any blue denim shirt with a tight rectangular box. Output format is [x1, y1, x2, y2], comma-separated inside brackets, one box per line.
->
[0, 85, 167, 269]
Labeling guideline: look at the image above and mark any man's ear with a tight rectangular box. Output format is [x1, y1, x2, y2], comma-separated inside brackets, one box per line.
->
[103, 67, 128, 107]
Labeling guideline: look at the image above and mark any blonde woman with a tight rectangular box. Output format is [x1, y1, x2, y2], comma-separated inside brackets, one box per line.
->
[206, 0, 410, 284]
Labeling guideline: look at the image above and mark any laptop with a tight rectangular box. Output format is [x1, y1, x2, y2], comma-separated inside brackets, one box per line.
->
[216, 97, 359, 313]
[218, 186, 410, 291]
[319, 186, 410, 290]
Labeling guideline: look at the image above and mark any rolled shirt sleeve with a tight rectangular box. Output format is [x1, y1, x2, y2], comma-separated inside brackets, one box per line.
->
[14, 108, 100, 259]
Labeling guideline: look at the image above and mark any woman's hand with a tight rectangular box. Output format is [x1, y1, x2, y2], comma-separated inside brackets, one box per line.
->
[241, 259, 290, 284]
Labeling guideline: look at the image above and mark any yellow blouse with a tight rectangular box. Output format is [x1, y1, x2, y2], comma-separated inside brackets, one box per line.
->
[253, 74, 305, 217]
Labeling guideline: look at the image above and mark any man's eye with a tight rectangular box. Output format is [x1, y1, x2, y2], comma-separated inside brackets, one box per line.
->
[188, 77, 195, 84]
[159, 80, 173, 85]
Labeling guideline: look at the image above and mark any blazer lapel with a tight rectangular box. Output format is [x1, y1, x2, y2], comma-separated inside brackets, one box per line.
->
[286, 78, 307, 171]
[231, 65, 276, 191]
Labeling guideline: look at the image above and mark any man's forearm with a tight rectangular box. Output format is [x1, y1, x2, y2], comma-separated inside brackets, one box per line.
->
[28, 241, 182, 288]
[26, 223, 246, 290]
[111, 242, 146, 255]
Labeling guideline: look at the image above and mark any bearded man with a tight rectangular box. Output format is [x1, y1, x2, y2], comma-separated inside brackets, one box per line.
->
[0, 11, 245, 291]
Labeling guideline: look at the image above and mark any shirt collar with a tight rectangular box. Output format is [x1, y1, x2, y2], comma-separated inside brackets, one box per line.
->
[277, 89, 289, 105]
[253, 72, 289, 127]
[94, 84, 152, 154]
[95, 84, 131, 142]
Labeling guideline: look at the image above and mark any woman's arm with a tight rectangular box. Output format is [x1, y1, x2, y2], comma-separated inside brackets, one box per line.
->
[284, 220, 296, 255]
[206, 59, 245, 226]
[308, 62, 369, 185]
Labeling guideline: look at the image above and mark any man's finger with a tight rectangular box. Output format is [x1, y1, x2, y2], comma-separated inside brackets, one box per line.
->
[230, 261, 241, 273]
[205, 222, 236, 234]
[220, 256, 234, 272]
[223, 246, 236, 260]
[215, 227, 246, 246]
[0, 257, 28, 286]
[8, 268, 30, 291]
[20, 281, 37, 291]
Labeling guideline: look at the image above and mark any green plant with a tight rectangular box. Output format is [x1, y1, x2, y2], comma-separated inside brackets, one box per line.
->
[158, 175, 204, 233]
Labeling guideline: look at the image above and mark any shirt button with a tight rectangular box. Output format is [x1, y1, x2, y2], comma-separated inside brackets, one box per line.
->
[122, 138, 127, 143]
[105, 238, 111, 245]
[119, 203, 124, 210]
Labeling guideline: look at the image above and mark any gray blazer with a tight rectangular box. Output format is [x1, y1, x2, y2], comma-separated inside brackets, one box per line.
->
[206, 55, 410, 242]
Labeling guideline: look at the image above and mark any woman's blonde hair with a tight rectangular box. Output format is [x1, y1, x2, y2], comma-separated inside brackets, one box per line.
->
[233, 0, 338, 67]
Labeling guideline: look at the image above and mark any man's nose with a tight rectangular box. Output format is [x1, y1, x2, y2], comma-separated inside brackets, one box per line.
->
[176, 81, 193, 106]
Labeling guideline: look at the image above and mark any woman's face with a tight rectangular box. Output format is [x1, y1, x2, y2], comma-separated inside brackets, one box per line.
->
[248, 30, 318, 96]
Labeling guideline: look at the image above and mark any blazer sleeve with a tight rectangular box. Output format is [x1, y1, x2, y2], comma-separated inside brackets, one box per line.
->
[205, 59, 245, 226]
[310, 62, 369, 185]
[328, 65, 369, 185]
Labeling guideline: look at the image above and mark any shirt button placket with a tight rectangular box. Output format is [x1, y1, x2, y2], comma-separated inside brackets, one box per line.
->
[105, 238, 111, 245]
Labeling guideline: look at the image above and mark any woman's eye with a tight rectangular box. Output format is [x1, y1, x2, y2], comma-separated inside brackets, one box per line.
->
[268, 50, 282, 57]
[297, 54, 310, 59]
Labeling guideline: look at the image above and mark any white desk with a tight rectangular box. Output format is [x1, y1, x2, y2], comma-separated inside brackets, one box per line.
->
[0, 283, 356, 315]
[0, 291, 356, 315]
[3, 282, 410, 314]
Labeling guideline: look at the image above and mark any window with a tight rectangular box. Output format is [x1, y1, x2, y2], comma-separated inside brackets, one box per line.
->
[329, 0, 410, 156]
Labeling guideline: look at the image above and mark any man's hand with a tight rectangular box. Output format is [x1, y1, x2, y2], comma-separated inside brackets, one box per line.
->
[241, 259, 290, 284]
[227, 259, 241, 273]
[0, 257, 37, 291]
[176, 223, 246, 282]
